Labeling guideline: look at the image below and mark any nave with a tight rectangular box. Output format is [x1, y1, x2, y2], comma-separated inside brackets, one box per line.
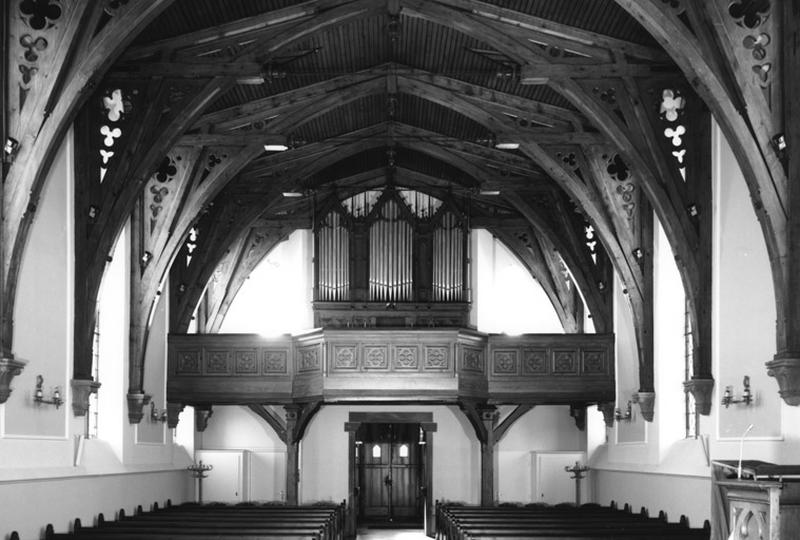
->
[4, 1, 800, 539]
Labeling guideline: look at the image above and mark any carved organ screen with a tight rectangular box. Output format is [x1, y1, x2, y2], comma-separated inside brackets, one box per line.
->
[314, 188, 469, 305]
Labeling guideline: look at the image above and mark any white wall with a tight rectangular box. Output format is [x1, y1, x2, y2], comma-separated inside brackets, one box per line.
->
[497, 405, 585, 502]
[198, 404, 587, 507]
[587, 119, 800, 531]
[473, 229, 564, 334]
[0, 131, 192, 540]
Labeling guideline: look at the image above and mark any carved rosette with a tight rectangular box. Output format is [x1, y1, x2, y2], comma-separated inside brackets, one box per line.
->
[683, 377, 714, 415]
[71, 378, 101, 416]
[126, 392, 146, 424]
[0, 356, 27, 403]
[766, 355, 800, 406]
[634, 391, 656, 422]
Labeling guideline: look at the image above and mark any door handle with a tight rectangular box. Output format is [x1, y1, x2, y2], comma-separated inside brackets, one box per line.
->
[384, 475, 393, 487]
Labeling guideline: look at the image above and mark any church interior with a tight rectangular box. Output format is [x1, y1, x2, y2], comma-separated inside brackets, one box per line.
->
[3, 1, 800, 539]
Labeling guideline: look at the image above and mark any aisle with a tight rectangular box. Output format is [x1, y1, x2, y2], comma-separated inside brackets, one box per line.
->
[356, 528, 428, 539]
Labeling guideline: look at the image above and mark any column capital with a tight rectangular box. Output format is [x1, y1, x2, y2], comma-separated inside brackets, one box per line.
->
[0, 355, 26, 404]
[767, 354, 800, 406]
[684, 376, 714, 415]
[71, 378, 101, 416]
[633, 391, 655, 422]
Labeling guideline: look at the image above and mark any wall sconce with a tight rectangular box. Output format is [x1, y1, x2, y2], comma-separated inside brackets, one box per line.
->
[3, 137, 20, 161]
[140, 251, 153, 271]
[722, 375, 753, 408]
[150, 401, 168, 423]
[33, 375, 62, 409]
[771, 133, 787, 152]
[614, 400, 632, 422]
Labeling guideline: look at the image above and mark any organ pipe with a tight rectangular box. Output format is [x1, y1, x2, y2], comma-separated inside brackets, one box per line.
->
[318, 190, 468, 304]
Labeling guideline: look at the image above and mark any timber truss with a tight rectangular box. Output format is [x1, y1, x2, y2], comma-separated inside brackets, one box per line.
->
[2, 0, 798, 419]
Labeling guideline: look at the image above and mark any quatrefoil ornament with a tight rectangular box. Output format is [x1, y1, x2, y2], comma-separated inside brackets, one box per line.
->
[606, 154, 630, 182]
[20, 0, 63, 31]
[102, 89, 130, 122]
[155, 157, 178, 183]
[729, 0, 771, 29]
[659, 89, 685, 122]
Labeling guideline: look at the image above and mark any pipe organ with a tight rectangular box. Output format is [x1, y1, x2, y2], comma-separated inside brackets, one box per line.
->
[314, 187, 470, 328]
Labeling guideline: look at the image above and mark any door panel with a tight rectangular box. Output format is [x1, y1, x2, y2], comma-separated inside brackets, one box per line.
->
[357, 424, 423, 523]
[363, 442, 391, 518]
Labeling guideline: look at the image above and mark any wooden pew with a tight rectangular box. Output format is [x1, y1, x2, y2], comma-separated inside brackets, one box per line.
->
[45, 501, 346, 540]
[435, 502, 710, 540]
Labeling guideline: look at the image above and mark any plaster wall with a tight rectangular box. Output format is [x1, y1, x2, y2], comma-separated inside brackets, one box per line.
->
[0, 132, 192, 540]
[587, 120, 800, 530]
[496, 405, 585, 503]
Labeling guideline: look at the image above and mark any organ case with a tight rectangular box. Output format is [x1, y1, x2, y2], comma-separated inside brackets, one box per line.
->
[313, 188, 470, 328]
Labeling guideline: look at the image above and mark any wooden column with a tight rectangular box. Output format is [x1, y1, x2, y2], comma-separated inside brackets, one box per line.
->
[285, 404, 301, 505]
[767, 2, 800, 405]
[480, 407, 499, 506]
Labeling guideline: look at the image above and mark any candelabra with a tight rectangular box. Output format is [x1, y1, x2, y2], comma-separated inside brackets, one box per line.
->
[722, 376, 753, 408]
[564, 461, 590, 505]
[614, 400, 632, 422]
[187, 461, 213, 504]
[33, 375, 62, 409]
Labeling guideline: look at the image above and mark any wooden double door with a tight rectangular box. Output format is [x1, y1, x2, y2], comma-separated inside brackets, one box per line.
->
[357, 423, 424, 525]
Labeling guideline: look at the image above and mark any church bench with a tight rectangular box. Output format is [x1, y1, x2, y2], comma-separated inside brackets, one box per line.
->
[435, 503, 709, 540]
[44, 502, 345, 540]
[50, 525, 328, 540]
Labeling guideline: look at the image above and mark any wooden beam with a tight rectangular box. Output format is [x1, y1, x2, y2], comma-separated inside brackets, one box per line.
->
[429, 0, 671, 62]
[247, 404, 288, 444]
[3, 0, 175, 355]
[121, 2, 321, 60]
[493, 404, 534, 443]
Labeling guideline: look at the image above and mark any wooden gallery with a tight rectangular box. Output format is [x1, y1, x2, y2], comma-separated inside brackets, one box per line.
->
[2, 1, 800, 539]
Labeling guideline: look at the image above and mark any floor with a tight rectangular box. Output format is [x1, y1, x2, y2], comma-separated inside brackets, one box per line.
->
[356, 528, 429, 539]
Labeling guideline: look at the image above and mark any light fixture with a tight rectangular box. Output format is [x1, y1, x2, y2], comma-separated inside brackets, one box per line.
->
[264, 144, 289, 152]
[150, 401, 168, 423]
[614, 401, 632, 422]
[632, 248, 643, 259]
[3, 137, 19, 160]
[33, 375, 62, 409]
[771, 133, 787, 152]
[140, 251, 153, 269]
[479, 190, 501, 196]
[687, 204, 699, 217]
[495, 142, 520, 150]
[597, 281, 606, 291]
[722, 375, 753, 408]
[282, 191, 304, 198]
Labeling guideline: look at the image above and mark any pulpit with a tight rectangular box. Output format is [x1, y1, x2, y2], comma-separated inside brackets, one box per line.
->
[713, 461, 800, 540]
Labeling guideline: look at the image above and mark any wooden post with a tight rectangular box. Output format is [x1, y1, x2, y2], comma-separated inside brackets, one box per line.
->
[285, 404, 301, 505]
[480, 407, 499, 506]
